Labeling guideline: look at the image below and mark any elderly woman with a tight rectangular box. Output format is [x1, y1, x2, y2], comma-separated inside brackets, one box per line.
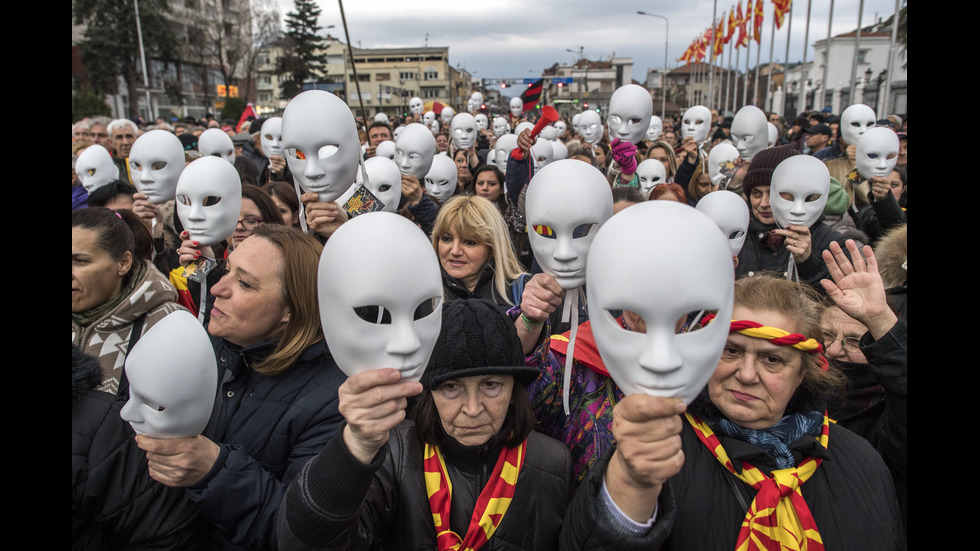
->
[136, 224, 345, 550]
[278, 299, 570, 550]
[72, 208, 183, 394]
[432, 195, 528, 304]
[561, 245, 903, 550]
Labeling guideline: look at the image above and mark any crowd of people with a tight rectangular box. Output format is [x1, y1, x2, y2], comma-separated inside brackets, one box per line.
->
[72, 87, 906, 550]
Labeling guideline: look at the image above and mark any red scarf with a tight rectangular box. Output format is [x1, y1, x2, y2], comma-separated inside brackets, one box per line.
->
[423, 440, 526, 550]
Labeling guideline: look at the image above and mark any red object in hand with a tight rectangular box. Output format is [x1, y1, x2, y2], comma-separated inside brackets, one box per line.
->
[511, 106, 560, 161]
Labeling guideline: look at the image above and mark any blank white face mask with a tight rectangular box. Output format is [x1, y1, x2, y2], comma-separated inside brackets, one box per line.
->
[198, 128, 236, 164]
[494, 134, 517, 174]
[318, 212, 442, 382]
[587, 201, 734, 405]
[492, 117, 510, 138]
[855, 127, 899, 180]
[707, 143, 740, 187]
[525, 160, 613, 289]
[76, 145, 119, 193]
[175, 157, 242, 247]
[282, 90, 360, 202]
[646, 116, 663, 142]
[578, 110, 603, 145]
[681, 105, 712, 144]
[606, 84, 653, 145]
[475, 114, 489, 131]
[121, 310, 217, 438]
[409, 97, 424, 116]
[840, 103, 876, 145]
[770, 155, 830, 229]
[730, 105, 769, 161]
[394, 123, 436, 179]
[261, 117, 284, 158]
[696, 190, 750, 256]
[451, 113, 478, 149]
[423, 154, 458, 203]
[129, 130, 185, 204]
[635, 159, 667, 197]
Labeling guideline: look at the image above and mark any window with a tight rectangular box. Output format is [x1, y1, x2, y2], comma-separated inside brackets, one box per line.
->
[376, 73, 391, 81]
[399, 71, 418, 81]
[423, 68, 438, 81]
[857, 49, 870, 64]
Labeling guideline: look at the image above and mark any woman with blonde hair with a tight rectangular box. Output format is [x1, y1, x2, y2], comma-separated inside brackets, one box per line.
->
[431, 195, 528, 304]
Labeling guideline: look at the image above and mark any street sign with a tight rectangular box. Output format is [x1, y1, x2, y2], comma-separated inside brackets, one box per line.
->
[551, 77, 573, 84]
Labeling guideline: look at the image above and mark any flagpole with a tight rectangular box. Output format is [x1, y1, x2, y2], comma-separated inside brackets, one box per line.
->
[725, 38, 733, 115]
[709, 0, 718, 108]
[801, 0, 812, 113]
[752, 2, 763, 106]
[822, 0, 834, 108]
[781, 0, 794, 117]
[742, 24, 750, 107]
[848, 0, 864, 104]
[765, 8, 776, 111]
[882, 0, 899, 115]
[734, 46, 741, 112]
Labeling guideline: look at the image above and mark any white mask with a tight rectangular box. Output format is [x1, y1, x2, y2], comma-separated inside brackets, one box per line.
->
[555, 120, 567, 138]
[394, 123, 436, 179]
[540, 126, 558, 142]
[840, 103, 877, 145]
[475, 114, 489, 131]
[856, 127, 900, 180]
[646, 116, 663, 142]
[515, 121, 534, 136]
[440, 107, 455, 126]
[634, 159, 667, 197]
[198, 128, 236, 164]
[374, 113, 389, 125]
[358, 156, 402, 213]
[467, 99, 478, 113]
[607, 84, 653, 145]
[175, 156, 242, 247]
[770, 155, 830, 228]
[375, 140, 396, 160]
[423, 154, 457, 203]
[587, 201, 734, 404]
[450, 113, 478, 149]
[494, 134, 518, 174]
[579, 110, 603, 145]
[707, 143, 740, 187]
[730, 106, 768, 161]
[492, 117, 510, 138]
[120, 310, 217, 438]
[510, 97, 524, 117]
[260, 117, 284, 158]
[767, 122, 778, 148]
[129, 130, 185, 204]
[470, 92, 484, 106]
[429, 119, 440, 133]
[393, 126, 404, 141]
[76, 145, 119, 193]
[695, 190, 750, 255]
[681, 105, 712, 144]
[318, 212, 442, 382]
[422, 111, 436, 127]
[552, 140, 568, 160]
[281, 90, 360, 202]
[531, 139, 554, 170]
[410, 97, 424, 116]
[571, 113, 582, 135]
[525, 160, 614, 289]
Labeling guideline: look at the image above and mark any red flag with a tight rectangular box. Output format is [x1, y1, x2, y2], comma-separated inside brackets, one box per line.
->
[772, 0, 791, 29]
[726, 8, 737, 44]
[736, 2, 750, 48]
[520, 79, 544, 111]
[714, 16, 726, 56]
[753, 0, 764, 43]
[679, 43, 694, 65]
[236, 103, 258, 133]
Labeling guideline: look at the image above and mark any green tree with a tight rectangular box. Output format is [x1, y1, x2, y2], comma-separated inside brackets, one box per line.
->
[73, 0, 178, 119]
[72, 82, 112, 120]
[276, 0, 327, 100]
[220, 97, 247, 121]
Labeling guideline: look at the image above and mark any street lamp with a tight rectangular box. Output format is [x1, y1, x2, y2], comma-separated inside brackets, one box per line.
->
[636, 10, 669, 120]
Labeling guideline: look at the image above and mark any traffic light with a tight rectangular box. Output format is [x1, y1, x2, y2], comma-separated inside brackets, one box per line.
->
[557, 82, 563, 88]
[500, 82, 508, 89]
[583, 103, 588, 109]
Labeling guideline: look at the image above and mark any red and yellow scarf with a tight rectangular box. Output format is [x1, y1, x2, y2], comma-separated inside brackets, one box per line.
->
[423, 440, 526, 551]
[686, 412, 831, 551]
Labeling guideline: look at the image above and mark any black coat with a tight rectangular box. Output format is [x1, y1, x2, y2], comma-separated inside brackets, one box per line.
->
[185, 337, 345, 551]
[72, 346, 207, 551]
[736, 215, 847, 291]
[278, 421, 571, 550]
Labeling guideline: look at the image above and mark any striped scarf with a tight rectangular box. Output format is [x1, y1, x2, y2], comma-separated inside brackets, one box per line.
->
[423, 440, 526, 551]
[686, 412, 830, 551]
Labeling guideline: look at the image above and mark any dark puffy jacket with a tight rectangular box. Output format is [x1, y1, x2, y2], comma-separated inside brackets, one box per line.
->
[72, 346, 207, 551]
[736, 215, 847, 291]
[278, 420, 571, 550]
[186, 337, 345, 551]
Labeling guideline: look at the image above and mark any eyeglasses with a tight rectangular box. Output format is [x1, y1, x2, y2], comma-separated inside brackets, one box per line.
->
[821, 332, 862, 352]
[236, 217, 264, 230]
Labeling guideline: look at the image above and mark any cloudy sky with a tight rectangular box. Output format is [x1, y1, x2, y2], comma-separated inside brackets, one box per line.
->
[273, 0, 902, 91]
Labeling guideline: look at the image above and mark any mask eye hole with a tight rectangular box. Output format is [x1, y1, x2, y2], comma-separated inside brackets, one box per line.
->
[87, 168, 96, 176]
[867, 153, 879, 159]
[414, 297, 441, 321]
[132, 162, 143, 171]
[286, 148, 306, 160]
[728, 230, 745, 240]
[354, 305, 391, 324]
[573, 224, 595, 238]
[203, 196, 222, 206]
[151, 161, 168, 170]
[264, 134, 273, 140]
[378, 184, 392, 192]
[177, 194, 191, 206]
[850, 122, 861, 128]
[695, 119, 704, 125]
[886, 153, 897, 160]
[140, 396, 166, 412]
[210, 153, 222, 158]
[605, 309, 635, 333]
[779, 192, 794, 201]
[683, 311, 714, 333]
[532, 224, 557, 239]
[805, 193, 822, 202]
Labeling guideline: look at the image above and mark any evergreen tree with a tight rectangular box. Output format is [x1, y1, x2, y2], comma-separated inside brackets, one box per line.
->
[276, 0, 328, 100]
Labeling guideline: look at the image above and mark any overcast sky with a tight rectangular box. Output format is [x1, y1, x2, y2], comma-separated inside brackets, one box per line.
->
[274, 0, 902, 91]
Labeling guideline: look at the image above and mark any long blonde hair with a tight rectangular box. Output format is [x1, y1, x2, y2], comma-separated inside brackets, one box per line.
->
[431, 195, 526, 304]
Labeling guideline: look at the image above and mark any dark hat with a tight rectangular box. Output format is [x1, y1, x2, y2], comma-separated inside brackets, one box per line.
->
[421, 299, 540, 390]
[250, 117, 269, 136]
[743, 145, 800, 196]
[232, 132, 250, 146]
[875, 119, 895, 129]
[805, 123, 832, 136]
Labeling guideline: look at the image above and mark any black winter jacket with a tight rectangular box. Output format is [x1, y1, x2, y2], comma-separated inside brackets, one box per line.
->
[736, 215, 847, 291]
[186, 337, 345, 551]
[278, 420, 571, 550]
